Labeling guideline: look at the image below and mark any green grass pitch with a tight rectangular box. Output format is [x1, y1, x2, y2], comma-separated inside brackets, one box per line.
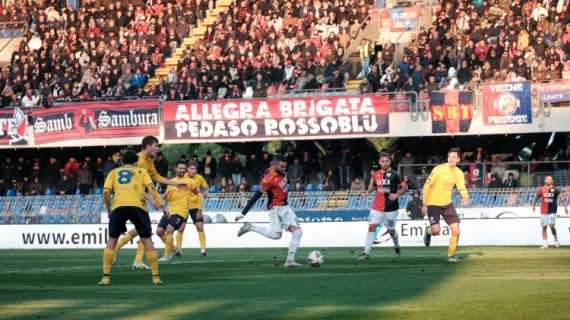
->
[0, 247, 569, 320]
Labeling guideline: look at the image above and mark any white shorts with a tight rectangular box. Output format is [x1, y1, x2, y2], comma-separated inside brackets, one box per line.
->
[368, 209, 398, 230]
[540, 214, 557, 226]
[269, 206, 299, 233]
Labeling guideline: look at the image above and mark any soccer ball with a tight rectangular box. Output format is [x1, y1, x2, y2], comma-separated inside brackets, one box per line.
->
[307, 250, 324, 267]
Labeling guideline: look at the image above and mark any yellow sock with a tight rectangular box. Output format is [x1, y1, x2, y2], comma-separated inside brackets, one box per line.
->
[103, 248, 114, 276]
[114, 234, 133, 255]
[165, 234, 174, 257]
[134, 240, 145, 264]
[198, 231, 206, 252]
[448, 235, 459, 257]
[147, 250, 160, 279]
[175, 232, 183, 250]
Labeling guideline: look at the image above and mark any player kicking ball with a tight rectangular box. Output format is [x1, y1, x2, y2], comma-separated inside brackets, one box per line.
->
[157, 161, 198, 261]
[533, 176, 569, 249]
[99, 150, 167, 286]
[235, 156, 304, 268]
[359, 153, 408, 260]
[421, 148, 470, 262]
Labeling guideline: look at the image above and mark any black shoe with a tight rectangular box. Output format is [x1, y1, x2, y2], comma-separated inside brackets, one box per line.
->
[373, 240, 380, 245]
[174, 250, 182, 258]
[201, 251, 207, 257]
[423, 227, 431, 247]
[394, 247, 401, 258]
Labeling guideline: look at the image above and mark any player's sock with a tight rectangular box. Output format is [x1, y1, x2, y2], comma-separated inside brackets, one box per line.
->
[102, 248, 114, 276]
[175, 232, 183, 250]
[198, 231, 206, 252]
[134, 240, 145, 264]
[114, 234, 133, 254]
[426, 226, 432, 235]
[391, 231, 400, 248]
[286, 229, 303, 261]
[448, 235, 459, 257]
[250, 224, 280, 239]
[146, 250, 160, 281]
[364, 232, 375, 255]
[164, 234, 174, 257]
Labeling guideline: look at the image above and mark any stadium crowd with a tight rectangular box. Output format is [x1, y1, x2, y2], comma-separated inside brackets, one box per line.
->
[357, 0, 570, 95]
[0, 144, 568, 196]
[0, 0, 374, 107]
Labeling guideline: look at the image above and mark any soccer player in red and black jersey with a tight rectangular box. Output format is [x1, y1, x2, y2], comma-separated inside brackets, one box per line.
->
[359, 153, 408, 260]
[235, 155, 303, 268]
[532, 176, 568, 248]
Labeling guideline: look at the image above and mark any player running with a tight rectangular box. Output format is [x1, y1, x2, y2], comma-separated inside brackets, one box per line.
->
[157, 161, 198, 261]
[359, 153, 408, 260]
[421, 148, 470, 262]
[113, 136, 186, 269]
[235, 155, 304, 268]
[532, 176, 568, 249]
[99, 150, 167, 286]
[172, 161, 209, 257]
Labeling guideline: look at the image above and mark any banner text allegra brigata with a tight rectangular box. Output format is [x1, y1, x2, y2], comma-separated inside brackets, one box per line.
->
[163, 95, 389, 141]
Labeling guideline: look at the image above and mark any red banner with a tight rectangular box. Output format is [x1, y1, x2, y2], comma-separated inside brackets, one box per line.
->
[32, 100, 159, 144]
[163, 95, 389, 142]
[0, 108, 29, 145]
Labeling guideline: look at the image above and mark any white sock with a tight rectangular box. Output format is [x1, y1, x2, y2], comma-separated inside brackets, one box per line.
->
[391, 231, 400, 248]
[286, 229, 303, 262]
[364, 232, 375, 255]
[250, 225, 281, 240]
[544, 240, 548, 246]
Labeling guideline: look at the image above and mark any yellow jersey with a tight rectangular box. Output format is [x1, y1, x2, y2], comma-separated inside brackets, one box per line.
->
[137, 151, 168, 184]
[104, 165, 164, 211]
[164, 176, 198, 219]
[187, 173, 208, 209]
[422, 164, 468, 206]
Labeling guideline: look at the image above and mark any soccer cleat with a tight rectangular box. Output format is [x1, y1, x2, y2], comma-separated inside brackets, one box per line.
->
[158, 255, 173, 262]
[132, 262, 151, 270]
[555, 241, 560, 248]
[284, 260, 303, 268]
[423, 226, 431, 247]
[394, 247, 401, 258]
[540, 245, 548, 249]
[201, 251, 207, 257]
[173, 248, 182, 258]
[237, 222, 252, 237]
[152, 277, 164, 285]
[98, 277, 110, 286]
[357, 253, 370, 261]
[373, 240, 381, 245]
[447, 256, 460, 263]
[112, 255, 117, 265]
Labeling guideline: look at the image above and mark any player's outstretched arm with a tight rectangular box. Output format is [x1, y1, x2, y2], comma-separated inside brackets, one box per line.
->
[235, 190, 263, 222]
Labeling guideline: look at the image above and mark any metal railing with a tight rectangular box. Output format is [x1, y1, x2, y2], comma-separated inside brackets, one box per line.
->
[398, 161, 570, 189]
[0, 188, 566, 224]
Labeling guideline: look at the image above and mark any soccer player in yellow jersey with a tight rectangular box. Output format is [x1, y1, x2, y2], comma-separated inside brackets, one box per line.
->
[156, 160, 199, 261]
[113, 136, 186, 270]
[174, 161, 209, 257]
[98, 150, 169, 286]
[421, 148, 470, 262]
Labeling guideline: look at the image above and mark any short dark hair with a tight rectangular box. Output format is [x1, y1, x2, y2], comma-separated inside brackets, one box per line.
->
[188, 161, 199, 168]
[122, 150, 139, 165]
[141, 135, 159, 149]
[272, 154, 286, 163]
[175, 160, 187, 167]
[379, 152, 391, 160]
[448, 147, 461, 156]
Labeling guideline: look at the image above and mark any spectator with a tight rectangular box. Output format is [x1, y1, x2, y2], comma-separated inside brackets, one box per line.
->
[350, 177, 366, 191]
[78, 162, 93, 195]
[29, 177, 42, 196]
[0, 179, 6, 196]
[21, 87, 39, 108]
[324, 169, 337, 191]
[339, 146, 352, 190]
[231, 154, 244, 186]
[154, 153, 169, 179]
[288, 158, 304, 186]
[44, 157, 61, 191]
[502, 172, 520, 188]
[400, 152, 415, 184]
[488, 172, 503, 188]
[219, 151, 233, 183]
[301, 152, 315, 185]
[1, 158, 15, 183]
[57, 175, 75, 195]
[14, 156, 28, 182]
[293, 182, 304, 192]
[202, 150, 217, 186]
[245, 153, 261, 186]
[406, 190, 423, 220]
[93, 157, 105, 189]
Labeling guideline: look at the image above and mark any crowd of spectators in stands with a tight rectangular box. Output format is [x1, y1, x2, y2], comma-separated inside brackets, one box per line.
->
[0, 0, 374, 107]
[358, 0, 570, 97]
[0, 143, 568, 196]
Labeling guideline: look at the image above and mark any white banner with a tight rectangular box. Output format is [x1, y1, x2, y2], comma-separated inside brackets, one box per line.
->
[2, 218, 570, 249]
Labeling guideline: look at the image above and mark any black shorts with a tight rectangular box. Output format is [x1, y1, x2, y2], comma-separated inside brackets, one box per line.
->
[158, 214, 186, 231]
[188, 208, 204, 224]
[109, 206, 152, 238]
[427, 204, 460, 226]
